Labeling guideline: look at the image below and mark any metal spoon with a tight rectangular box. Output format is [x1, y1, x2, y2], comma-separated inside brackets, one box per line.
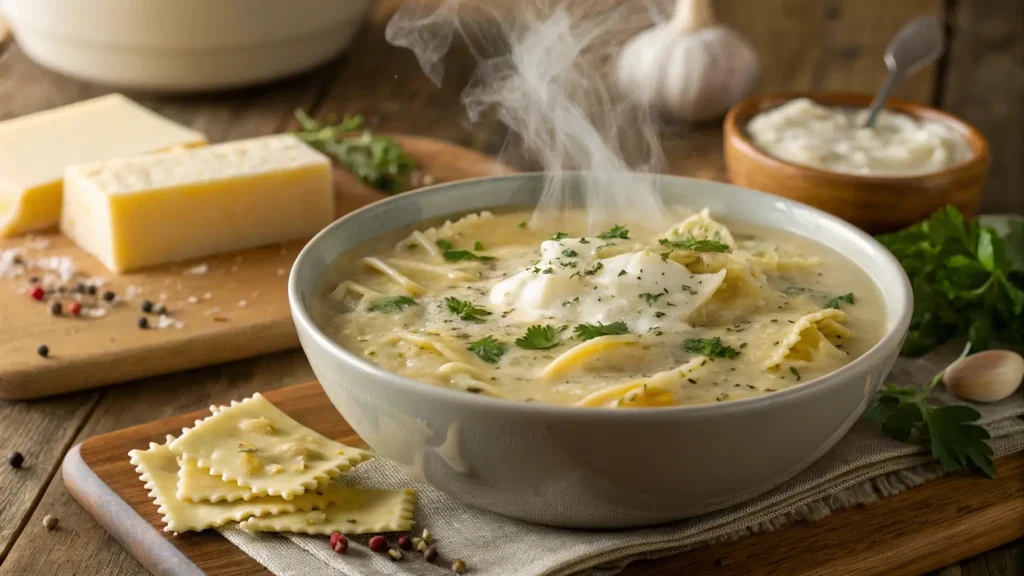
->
[863, 14, 945, 128]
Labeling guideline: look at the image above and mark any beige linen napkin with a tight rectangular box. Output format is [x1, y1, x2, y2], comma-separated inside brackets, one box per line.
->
[221, 346, 1024, 576]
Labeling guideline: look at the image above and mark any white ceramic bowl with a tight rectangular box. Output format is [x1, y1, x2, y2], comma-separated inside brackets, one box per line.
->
[289, 173, 912, 528]
[1, 0, 372, 92]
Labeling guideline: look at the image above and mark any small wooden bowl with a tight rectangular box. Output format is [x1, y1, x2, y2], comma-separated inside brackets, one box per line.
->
[723, 92, 990, 233]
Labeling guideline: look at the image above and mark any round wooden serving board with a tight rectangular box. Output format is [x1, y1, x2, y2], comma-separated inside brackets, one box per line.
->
[0, 136, 508, 400]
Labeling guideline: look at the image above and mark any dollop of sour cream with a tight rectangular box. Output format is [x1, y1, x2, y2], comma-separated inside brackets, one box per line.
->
[746, 98, 973, 176]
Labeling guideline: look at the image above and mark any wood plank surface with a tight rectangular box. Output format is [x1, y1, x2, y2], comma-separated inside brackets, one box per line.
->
[59, 381, 1024, 576]
[1, 0, 1022, 574]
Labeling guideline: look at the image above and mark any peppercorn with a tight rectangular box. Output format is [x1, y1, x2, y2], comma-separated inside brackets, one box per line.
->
[398, 535, 412, 551]
[424, 546, 438, 563]
[72, 283, 85, 294]
[12, 255, 24, 265]
[28, 286, 44, 301]
[49, 302, 62, 316]
[141, 300, 154, 313]
[102, 290, 115, 302]
[388, 548, 402, 561]
[368, 535, 387, 552]
[137, 317, 148, 329]
[329, 532, 347, 554]
[8, 451, 24, 468]
[43, 515, 58, 530]
[37, 345, 49, 358]
[451, 559, 466, 574]
[29, 276, 39, 284]
[67, 301, 82, 316]
[87, 285, 97, 296]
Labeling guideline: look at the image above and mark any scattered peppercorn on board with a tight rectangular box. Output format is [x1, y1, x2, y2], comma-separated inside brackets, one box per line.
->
[0, 136, 506, 400]
[63, 381, 1024, 576]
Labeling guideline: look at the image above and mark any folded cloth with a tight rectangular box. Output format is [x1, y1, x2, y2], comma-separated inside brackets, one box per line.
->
[221, 346, 1024, 576]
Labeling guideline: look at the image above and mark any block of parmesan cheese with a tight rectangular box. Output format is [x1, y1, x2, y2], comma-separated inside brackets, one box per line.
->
[60, 134, 334, 273]
[0, 94, 207, 237]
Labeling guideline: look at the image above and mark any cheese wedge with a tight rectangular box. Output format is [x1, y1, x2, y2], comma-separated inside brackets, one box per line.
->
[0, 94, 206, 237]
[60, 134, 334, 273]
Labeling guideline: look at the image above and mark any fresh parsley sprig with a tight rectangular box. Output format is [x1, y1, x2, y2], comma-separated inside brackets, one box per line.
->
[444, 297, 491, 323]
[368, 296, 418, 313]
[597, 225, 630, 240]
[515, 325, 565, 350]
[877, 206, 1024, 356]
[823, 293, 855, 310]
[467, 336, 506, 363]
[682, 337, 740, 359]
[574, 321, 629, 341]
[865, 345, 995, 477]
[658, 237, 730, 253]
[293, 108, 417, 194]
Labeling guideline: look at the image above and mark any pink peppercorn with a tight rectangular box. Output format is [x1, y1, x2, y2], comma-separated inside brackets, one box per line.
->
[397, 535, 412, 551]
[67, 301, 82, 316]
[330, 532, 347, 554]
[28, 286, 44, 301]
[368, 535, 387, 552]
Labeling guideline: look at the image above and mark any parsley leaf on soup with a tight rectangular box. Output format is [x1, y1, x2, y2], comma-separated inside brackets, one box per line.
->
[368, 296, 418, 313]
[823, 292, 855, 309]
[658, 237, 730, 253]
[467, 336, 506, 363]
[682, 337, 740, 359]
[436, 239, 453, 250]
[443, 250, 495, 262]
[574, 321, 629, 341]
[597, 225, 630, 240]
[445, 297, 491, 323]
[515, 325, 564, 350]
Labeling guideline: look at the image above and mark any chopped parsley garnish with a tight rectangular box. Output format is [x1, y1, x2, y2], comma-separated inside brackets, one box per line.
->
[444, 297, 491, 323]
[654, 311, 666, 318]
[823, 292, 855, 309]
[790, 366, 802, 381]
[515, 325, 564, 350]
[293, 109, 416, 194]
[467, 336, 506, 363]
[658, 237, 730, 253]
[444, 250, 495, 262]
[680, 284, 698, 295]
[574, 321, 629, 341]
[551, 232, 570, 240]
[682, 337, 740, 359]
[583, 262, 604, 276]
[561, 249, 578, 257]
[436, 239, 453, 250]
[618, 270, 627, 277]
[474, 241, 486, 251]
[368, 295, 418, 313]
[640, 292, 664, 306]
[518, 221, 527, 229]
[578, 238, 590, 244]
[597, 225, 630, 240]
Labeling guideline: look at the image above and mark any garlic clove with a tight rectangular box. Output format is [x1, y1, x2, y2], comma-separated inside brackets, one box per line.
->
[943, 350, 1024, 403]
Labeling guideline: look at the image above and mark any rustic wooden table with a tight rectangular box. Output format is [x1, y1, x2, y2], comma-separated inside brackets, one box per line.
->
[1, 1, 1021, 574]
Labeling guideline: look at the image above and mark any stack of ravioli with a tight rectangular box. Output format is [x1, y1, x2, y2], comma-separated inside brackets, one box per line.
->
[129, 393, 416, 535]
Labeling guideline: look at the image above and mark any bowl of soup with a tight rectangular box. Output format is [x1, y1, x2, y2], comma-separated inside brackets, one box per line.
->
[724, 91, 989, 233]
[289, 173, 912, 528]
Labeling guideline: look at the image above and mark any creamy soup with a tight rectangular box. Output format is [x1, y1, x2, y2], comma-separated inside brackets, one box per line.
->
[310, 208, 886, 408]
[746, 98, 973, 176]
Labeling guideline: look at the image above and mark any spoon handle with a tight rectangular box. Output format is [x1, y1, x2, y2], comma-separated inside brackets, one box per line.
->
[863, 70, 901, 128]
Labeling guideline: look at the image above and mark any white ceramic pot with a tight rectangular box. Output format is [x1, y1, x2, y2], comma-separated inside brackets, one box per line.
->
[289, 173, 912, 528]
[1, 0, 373, 92]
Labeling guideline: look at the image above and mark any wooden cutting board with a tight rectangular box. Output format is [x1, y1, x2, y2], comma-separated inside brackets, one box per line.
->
[0, 136, 506, 400]
[63, 381, 1024, 576]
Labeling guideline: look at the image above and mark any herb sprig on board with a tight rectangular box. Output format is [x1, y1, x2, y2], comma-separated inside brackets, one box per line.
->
[876, 206, 1024, 356]
[293, 109, 417, 194]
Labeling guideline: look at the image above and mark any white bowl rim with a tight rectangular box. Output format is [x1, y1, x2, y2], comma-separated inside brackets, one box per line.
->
[289, 172, 913, 422]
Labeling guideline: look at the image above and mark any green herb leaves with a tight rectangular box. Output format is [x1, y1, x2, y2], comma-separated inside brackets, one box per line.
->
[368, 296, 418, 313]
[658, 237, 730, 253]
[823, 293, 855, 310]
[877, 206, 1024, 356]
[436, 239, 453, 250]
[597, 225, 630, 240]
[682, 337, 740, 359]
[551, 232, 570, 240]
[443, 250, 494, 262]
[639, 292, 664, 306]
[574, 321, 629, 341]
[293, 109, 416, 194]
[515, 325, 564, 350]
[467, 336, 506, 363]
[444, 297, 491, 323]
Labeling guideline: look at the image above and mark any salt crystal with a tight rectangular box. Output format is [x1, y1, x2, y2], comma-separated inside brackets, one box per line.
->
[185, 263, 209, 275]
[125, 285, 141, 300]
[422, 173, 436, 185]
[204, 306, 222, 316]
[158, 293, 167, 301]
[276, 268, 287, 276]
[35, 255, 77, 281]
[186, 296, 199, 304]
[0, 248, 25, 278]
[82, 307, 107, 319]
[202, 292, 213, 300]
[238, 300, 247, 308]
[24, 237, 51, 250]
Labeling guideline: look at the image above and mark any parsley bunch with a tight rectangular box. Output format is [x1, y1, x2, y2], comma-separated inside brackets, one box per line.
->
[293, 109, 417, 194]
[876, 206, 1024, 356]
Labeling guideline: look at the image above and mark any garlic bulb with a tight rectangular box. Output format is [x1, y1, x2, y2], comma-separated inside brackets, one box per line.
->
[943, 350, 1024, 403]
[616, 0, 758, 123]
